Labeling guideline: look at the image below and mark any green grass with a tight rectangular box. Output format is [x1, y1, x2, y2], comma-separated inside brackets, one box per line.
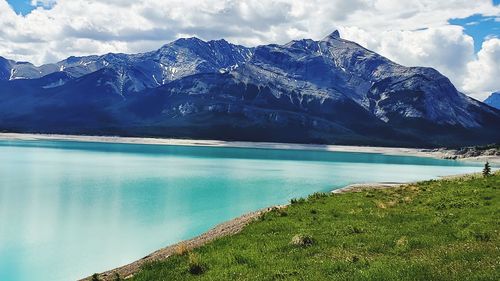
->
[131, 173, 499, 281]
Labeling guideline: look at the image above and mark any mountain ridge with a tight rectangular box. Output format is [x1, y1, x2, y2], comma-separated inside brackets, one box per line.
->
[0, 30, 499, 147]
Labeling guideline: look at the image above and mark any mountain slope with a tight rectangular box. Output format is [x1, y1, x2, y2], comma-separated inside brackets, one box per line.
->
[484, 92, 500, 110]
[0, 31, 499, 147]
[118, 71, 414, 145]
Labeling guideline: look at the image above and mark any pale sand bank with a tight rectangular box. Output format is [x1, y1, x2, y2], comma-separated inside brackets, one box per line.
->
[2, 132, 496, 163]
[331, 182, 404, 194]
[330, 172, 486, 195]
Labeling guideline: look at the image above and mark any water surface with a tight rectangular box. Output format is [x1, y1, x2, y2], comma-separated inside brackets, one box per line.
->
[0, 140, 482, 281]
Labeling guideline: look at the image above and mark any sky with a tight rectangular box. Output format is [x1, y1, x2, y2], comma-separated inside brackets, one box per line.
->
[1, 0, 499, 100]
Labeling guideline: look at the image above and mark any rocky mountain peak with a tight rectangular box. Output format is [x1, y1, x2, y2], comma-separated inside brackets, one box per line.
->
[322, 30, 341, 42]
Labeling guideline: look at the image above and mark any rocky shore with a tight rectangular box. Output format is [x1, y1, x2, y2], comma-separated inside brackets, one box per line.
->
[427, 144, 500, 163]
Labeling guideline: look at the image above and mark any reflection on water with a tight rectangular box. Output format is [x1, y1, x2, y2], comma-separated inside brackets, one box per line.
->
[0, 140, 481, 281]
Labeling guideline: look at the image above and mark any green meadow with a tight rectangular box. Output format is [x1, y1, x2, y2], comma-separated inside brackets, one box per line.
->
[130, 172, 499, 281]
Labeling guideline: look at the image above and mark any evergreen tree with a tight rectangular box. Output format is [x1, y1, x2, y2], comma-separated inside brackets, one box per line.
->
[483, 162, 491, 177]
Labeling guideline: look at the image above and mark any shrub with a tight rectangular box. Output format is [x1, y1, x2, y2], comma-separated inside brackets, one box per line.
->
[308, 192, 329, 200]
[347, 255, 360, 263]
[113, 273, 121, 281]
[91, 273, 100, 281]
[365, 192, 375, 198]
[376, 201, 387, 209]
[233, 253, 253, 266]
[395, 236, 408, 247]
[290, 234, 315, 247]
[270, 207, 288, 217]
[346, 225, 364, 234]
[278, 209, 288, 217]
[472, 231, 491, 242]
[175, 243, 188, 256]
[394, 236, 410, 253]
[188, 252, 206, 275]
[290, 198, 306, 205]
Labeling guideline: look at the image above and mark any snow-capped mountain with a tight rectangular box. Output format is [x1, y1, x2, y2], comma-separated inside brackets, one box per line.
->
[0, 31, 499, 147]
[484, 92, 500, 110]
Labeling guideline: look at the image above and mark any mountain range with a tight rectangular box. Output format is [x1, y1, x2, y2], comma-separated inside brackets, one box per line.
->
[0, 30, 499, 147]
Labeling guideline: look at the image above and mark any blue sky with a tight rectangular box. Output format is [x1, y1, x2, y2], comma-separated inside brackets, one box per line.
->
[7, 0, 35, 15]
[7, 0, 54, 15]
[449, 13, 500, 52]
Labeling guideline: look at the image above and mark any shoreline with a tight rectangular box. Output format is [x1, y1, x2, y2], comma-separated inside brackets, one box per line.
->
[80, 207, 279, 281]
[83, 181, 407, 281]
[1, 132, 498, 163]
[82, 172, 486, 281]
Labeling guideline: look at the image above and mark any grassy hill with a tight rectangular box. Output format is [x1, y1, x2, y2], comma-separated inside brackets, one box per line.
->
[126, 173, 499, 281]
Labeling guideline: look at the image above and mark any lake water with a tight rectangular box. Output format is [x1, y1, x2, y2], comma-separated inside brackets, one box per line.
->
[0, 139, 483, 281]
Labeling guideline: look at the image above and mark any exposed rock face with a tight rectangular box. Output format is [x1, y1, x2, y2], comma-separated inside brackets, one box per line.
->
[0, 31, 499, 147]
[438, 145, 500, 160]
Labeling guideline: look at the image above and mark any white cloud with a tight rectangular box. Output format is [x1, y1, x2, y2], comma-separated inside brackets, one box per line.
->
[0, 0, 499, 99]
[463, 38, 500, 100]
[340, 25, 476, 94]
[340, 25, 500, 100]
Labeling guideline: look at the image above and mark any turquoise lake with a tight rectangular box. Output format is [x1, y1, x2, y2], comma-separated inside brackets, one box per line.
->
[0, 139, 483, 281]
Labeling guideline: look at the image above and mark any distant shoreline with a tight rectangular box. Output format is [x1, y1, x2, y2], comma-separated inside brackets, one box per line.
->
[1, 132, 497, 163]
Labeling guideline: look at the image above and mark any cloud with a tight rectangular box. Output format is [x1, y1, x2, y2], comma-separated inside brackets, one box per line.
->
[463, 38, 500, 100]
[340, 25, 500, 100]
[340, 25, 476, 94]
[0, 0, 499, 99]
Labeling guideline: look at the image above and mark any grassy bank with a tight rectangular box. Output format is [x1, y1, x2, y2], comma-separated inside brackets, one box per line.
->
[129, 173, 499, 281]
